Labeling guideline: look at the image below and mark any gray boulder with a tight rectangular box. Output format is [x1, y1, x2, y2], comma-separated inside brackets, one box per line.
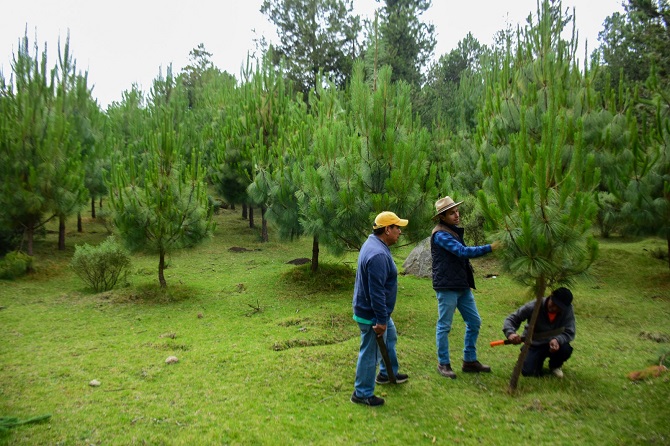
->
[402, 237, 432, 278]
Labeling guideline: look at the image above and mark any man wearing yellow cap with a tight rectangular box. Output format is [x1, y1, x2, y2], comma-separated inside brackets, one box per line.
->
[431, 196, 500, 379]
[351, 211, 409, 406]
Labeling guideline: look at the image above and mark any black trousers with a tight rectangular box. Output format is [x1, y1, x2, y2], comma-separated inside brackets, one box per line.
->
[521, 342, 573, 377]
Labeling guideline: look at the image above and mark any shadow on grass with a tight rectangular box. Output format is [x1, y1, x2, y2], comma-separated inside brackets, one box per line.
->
[272, 312, 357, 351]
[280, 262, 355, 293]
[103, 283, 197, 305]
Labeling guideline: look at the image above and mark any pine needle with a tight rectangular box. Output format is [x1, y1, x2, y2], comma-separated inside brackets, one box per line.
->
[0, 414, 51, 432]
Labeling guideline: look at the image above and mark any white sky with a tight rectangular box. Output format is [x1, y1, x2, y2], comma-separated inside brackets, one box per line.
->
[1, 0, 623, 108]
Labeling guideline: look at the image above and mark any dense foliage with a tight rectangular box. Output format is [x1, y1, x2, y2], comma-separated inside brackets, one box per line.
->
[1, 0, 669, 287]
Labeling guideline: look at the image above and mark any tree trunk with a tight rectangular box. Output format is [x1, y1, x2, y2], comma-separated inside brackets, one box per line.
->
[158, 249, 167, 288]
[58, 215, 66, 251]
[311, 235, 319, 272]
[261, 206, 268, 242]
[242, 203, 247, 219]
[27, 225, 34, 256]
[77, 212, 83, 233]
[667, 235, 669, 270]
[508, 278, 547, 394]
[249, 206, 255, 228]
[91, 196, 96, 219]
[99, 197, 103, 208]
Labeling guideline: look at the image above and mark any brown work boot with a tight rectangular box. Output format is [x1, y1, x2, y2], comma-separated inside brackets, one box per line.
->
[437, 363, 457, 379]
[462, 360, 491, 373]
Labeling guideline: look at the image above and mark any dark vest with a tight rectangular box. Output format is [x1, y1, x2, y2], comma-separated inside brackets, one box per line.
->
[430, 223, 476, 290]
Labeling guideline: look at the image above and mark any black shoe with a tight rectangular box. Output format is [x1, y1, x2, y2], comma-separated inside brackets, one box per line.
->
[437, 363, 457, 379]
[351, 391, 385, 406]
[375, 373, 409, 384]
[462, 360, 492, 373]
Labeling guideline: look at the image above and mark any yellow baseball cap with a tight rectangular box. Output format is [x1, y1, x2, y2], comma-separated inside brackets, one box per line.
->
[373, 211, 409, 229]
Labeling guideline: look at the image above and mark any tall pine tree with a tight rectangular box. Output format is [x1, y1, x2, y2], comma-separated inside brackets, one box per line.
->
[300, 61, 436, 255]
[108, 72, 212, 288]
[476, 0, 600, 392]
[0, 32, 81, 255]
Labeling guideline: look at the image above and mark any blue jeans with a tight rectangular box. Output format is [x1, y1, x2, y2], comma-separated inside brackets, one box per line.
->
[436, 289, 481, 365]
[521, 342, 573, 376]
[354, 318, 399, 398]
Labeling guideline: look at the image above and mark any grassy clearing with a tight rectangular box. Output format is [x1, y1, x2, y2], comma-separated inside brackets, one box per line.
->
[1, 209, 669, 445]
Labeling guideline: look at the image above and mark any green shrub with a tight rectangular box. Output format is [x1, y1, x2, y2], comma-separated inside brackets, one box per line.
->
[0, 251, 33, 280]
[70, 237, 131, 292]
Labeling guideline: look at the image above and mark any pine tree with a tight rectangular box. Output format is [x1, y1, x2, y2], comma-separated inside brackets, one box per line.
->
[248, 95, 310, 246]
[52, 36, 90, 250]
[0, 32, 73, 255]
[300, 61, 436, 255]
[620, 68, 670, 267]
[261, 0, 362, 98]
[373, 0, 435, 87]
[420, 33, 486, 131]
[236, 52, 295, 242]
[476, 0, 600, 392]
[108, 72, 212, 288]
[598, 0, 670, 92]
[208, 60, 254, 221]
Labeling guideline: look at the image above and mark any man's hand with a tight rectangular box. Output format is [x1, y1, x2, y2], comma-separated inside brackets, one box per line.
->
[549, 338, 560, 352]
[490, 240, 502, 251]
[373, 324, 387, 337]
[508, 333, 522, 344]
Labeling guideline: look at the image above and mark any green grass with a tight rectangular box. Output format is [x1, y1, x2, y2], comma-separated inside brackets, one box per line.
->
[1, 209, 669, 445]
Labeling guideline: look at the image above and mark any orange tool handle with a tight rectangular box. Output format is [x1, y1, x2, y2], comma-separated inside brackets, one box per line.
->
[490, 340, 506, 347]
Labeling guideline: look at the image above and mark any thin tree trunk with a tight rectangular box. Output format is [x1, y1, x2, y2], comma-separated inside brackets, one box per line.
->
[311, 235, 319, 272]
[91, 196, 96, 219]
[27, 225, 34, 256]
[249, 207, 255, 228]
[261, 206, 268, 242]
[508, 278, 547, 393]
[158, 249, 167, 288]
[242, 203, 247, 219]
[99, 197, 103, 208]
[77, 212, 83, 233]
[58, 215, 66, 251]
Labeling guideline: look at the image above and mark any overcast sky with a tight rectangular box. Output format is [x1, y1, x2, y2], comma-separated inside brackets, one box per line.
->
[1, 0, 624, 108]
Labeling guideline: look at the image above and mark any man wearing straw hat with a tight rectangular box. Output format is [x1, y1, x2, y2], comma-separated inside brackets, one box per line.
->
[431, 196, 500, 379]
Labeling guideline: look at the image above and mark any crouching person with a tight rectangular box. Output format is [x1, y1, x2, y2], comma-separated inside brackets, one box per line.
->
[503, 287, 576, 378]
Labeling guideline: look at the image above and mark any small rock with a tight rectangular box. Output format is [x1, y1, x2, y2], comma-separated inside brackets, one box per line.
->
[89, 379, 101, 387]
[165, 356, 179, 365]
[197, 313, 203, 319]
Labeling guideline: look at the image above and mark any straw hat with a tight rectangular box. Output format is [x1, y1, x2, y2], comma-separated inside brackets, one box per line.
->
[434, 196, 463, 218]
